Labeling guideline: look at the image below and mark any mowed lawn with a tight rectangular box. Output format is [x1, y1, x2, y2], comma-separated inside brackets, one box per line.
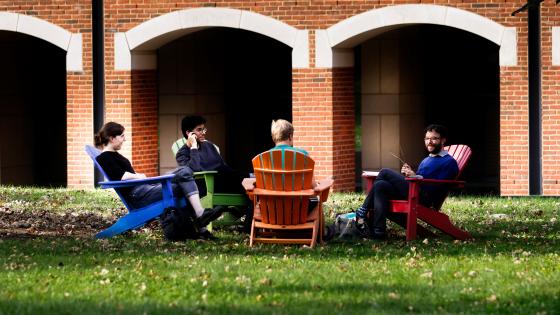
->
[0, 187, 559, 314]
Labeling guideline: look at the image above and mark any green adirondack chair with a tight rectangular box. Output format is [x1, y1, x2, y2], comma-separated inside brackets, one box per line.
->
[172, 138, 249, 226]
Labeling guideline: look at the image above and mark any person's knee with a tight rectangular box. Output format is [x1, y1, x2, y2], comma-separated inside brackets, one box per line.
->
[378, 168, 400, 179]
[174, 166, 195, 181]
[374, 180, 392, 193]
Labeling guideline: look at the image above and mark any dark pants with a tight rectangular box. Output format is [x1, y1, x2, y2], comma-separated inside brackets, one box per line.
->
[195, 167, 247, 196]
[128, 166, 199, 209]
[361, 168, 410, 234]
[362, 169, 447, 234]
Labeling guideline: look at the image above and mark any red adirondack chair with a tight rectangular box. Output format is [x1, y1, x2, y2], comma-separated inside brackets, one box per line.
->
[242, 149, 333, 248]
[362, 144, 472, 241]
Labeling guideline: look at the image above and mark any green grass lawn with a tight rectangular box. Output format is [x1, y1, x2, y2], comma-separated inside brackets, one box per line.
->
[0, 187, 559, 314]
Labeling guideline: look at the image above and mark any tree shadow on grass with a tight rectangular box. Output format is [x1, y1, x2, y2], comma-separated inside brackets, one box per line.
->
[0, 281, 558, 315]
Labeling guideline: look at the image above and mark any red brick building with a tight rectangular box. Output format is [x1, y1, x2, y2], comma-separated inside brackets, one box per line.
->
[1, 1, 559, 195]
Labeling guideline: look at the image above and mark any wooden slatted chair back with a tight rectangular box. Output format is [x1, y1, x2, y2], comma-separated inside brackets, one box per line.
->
[444, 144, 472, 178]
[252, 150, 315, 225]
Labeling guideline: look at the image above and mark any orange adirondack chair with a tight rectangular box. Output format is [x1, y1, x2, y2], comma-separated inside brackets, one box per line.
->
[362, 144, 472, 241]
[242, 149, 333, 248]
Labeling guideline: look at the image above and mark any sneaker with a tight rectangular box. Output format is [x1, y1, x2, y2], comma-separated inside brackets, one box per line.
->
[355, 206, 368, 220]
[196, 206, 225, 228]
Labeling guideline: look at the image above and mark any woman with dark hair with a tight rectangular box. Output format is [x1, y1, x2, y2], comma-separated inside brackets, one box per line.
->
[94, 122, 222, 233]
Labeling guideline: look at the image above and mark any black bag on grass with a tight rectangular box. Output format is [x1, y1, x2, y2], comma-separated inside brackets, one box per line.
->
[160, 206, 199, 241]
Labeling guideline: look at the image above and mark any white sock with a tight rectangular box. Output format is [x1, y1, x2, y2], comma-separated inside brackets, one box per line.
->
[188, 194, 205, 217]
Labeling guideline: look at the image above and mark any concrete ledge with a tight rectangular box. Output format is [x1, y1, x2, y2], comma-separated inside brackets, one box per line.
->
[114, 32, 131, 71]
[17, 13, 71, 51]
[126, 11, 183, 51]
[0, 11, 18, 31]
[121, 8, 305, 70]
[499, 27, 517, 66]
[180, 7, 241, 29]
[239, 10, 296, 47]
[66, 33, 83, 71]
[317, 4, 515, 68]
[292, 30, 309, 68]
[0, 12, 83, 71]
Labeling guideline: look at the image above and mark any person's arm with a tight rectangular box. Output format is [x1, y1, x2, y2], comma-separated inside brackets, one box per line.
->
[401, 163, 420, 178]
[176, 140, 203, 171]
[121, 172, 146, 180]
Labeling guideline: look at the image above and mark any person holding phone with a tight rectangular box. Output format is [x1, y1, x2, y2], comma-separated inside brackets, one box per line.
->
[175, 115, 246, 195]
[355, 124, 459, 240]
[94, 122, 224, 232]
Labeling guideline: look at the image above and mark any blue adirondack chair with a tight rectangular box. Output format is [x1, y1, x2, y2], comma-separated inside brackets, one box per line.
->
[85, 145, 187, 239]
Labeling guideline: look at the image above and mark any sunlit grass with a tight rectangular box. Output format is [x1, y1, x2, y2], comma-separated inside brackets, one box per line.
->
[0, 188, 559, 314]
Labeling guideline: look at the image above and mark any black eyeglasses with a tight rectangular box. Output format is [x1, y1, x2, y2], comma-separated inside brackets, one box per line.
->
[194, 127, 207, 134]
[424, 137, 441, 142]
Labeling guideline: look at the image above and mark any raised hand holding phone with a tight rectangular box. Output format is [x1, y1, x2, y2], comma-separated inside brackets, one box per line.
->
[187, 132, 198, 149]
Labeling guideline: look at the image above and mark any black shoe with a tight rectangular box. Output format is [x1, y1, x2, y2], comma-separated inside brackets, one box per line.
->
[196, 206, 225, 228]
[370, 232, 388, 240]
[198, 228, 218, 240]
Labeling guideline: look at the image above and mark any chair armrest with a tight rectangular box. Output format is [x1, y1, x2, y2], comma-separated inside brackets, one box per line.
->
[242, 178, 256, 192]
[99, 174, 175, 189]
[193, 170, 218, 177]
[253, 188, 315, 197]
[314, 178, 334, 191]
[314, 178, 334, 202]
[405, 177, 465, 188]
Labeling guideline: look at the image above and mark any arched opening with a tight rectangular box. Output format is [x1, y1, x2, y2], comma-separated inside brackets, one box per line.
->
[0, 31, 67, 186]
[356, 25, 500, 194]
[157, 28, 292, 175]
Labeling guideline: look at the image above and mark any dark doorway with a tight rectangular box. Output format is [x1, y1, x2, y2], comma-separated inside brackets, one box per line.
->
[357, 25, 500, 194]
[420, 26, 500, 194]
[158, 28, 292, 175]
[0, 31, 67, 186]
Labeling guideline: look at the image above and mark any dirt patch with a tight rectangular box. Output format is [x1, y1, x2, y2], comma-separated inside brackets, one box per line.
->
[0, 207, 124, 238]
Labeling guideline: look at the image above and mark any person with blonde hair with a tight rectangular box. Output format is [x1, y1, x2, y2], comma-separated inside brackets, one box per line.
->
[270, 119, 308, 155]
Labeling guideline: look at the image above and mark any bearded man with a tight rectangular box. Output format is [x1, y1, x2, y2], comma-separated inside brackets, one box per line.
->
[355, 124, 459, 240]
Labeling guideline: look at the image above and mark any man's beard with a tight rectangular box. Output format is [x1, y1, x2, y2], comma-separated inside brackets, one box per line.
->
[427, 143, 443, 154]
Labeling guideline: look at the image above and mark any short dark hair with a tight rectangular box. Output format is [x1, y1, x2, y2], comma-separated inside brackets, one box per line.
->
[181, 115, 206, 136]
[424, 124, 449, 139]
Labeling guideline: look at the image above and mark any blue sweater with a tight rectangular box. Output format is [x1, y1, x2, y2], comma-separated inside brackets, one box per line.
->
[417, 154, 459, 180]
[416, 154, 459, 208]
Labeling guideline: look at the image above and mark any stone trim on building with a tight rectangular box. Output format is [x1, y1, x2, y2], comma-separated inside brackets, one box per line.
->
[0, 11, 82, 71]
[114, 7, 309, 70]
[315, 4, 517, 68]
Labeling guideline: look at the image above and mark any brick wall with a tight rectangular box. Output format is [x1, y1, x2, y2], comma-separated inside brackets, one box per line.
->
[0, 1, 93, 188]
[131, 70, 158, 176]
[542, 2, 560, 195]
[98, 0, 547, 194]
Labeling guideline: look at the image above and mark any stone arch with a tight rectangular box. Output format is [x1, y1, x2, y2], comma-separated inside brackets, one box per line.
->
[315, 4, 516, 67]
[114, 7, 308, 69]
[0, 12, 82, 71]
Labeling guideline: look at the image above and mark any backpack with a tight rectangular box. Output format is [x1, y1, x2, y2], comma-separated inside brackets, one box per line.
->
[160, 206, 199, 241]
[326, 212, 365, 240]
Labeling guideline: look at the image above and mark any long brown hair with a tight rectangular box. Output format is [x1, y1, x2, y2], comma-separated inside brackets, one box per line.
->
[94, 122, 124, 147]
